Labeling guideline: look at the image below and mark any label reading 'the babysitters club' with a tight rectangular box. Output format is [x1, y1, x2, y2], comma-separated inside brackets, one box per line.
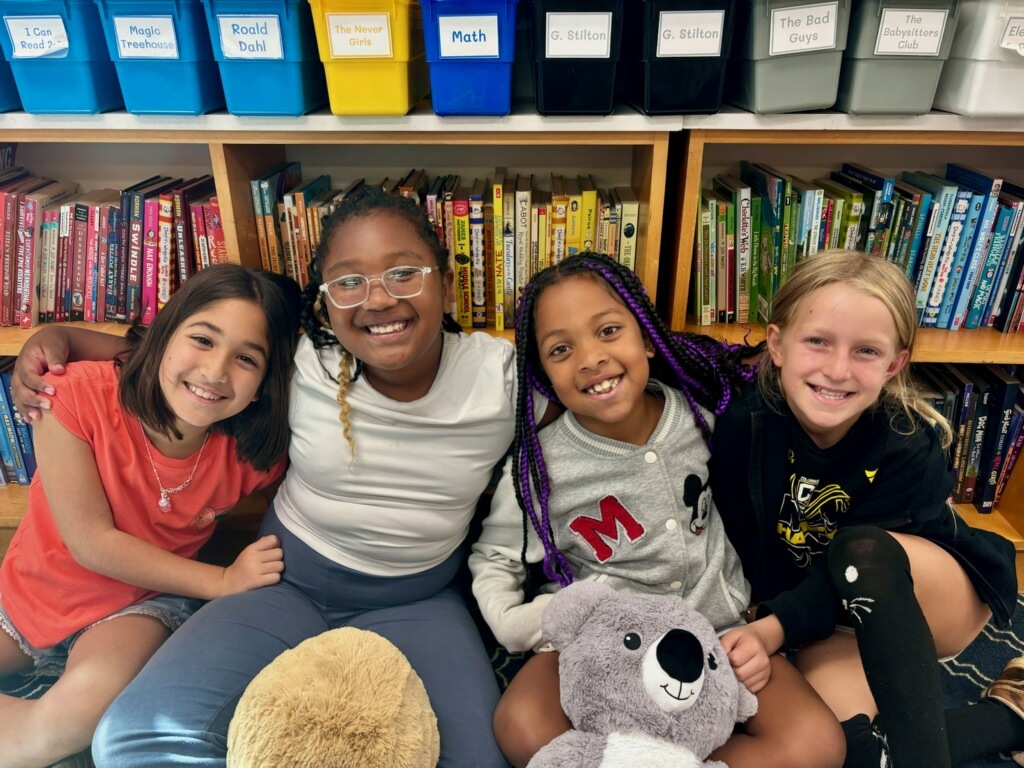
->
[874, 9, 947, 56]
[545, 12, 612, 58]
[113, 16, 179, 59]
[327, 13, 392, 57]
[4, 16, 69, 58]
[217, 15, 284, 59]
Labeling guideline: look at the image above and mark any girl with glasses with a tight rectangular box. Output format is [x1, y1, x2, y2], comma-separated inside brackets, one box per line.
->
[12, 186, 523, 767]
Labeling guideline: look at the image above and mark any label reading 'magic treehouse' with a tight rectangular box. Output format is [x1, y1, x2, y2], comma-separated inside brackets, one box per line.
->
[113, 16, 179, 59]
[545, 13, 612, 58]
[3, 16, 69, 58]
[327, 13, 392, 57]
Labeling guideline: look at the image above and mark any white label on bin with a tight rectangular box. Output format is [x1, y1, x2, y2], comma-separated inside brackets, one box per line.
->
[113, 16, 179, 59]
[1000, 17, 1024, 55]
[656, 10, 724, 57]
[769, 2, 838, 56]
[438, 15, 500, 58]
[327, 13, 392, 57]
[217, 15, 284, 60]
[545, 13, 612, 58]
[4, 16, 69, 59]
[875, 8, 947, 56]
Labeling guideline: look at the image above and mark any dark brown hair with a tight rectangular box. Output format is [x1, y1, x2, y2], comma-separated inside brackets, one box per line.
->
[118, 264, 302, 471]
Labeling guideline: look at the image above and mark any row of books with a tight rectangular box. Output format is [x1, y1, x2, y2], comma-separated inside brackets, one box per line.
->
[914, 363, 1024, 514]
[693, 161, 1024, 334]
[0, 168, 228, 328]
[0, 357, 34, 487]
[248, 163, 641, 331]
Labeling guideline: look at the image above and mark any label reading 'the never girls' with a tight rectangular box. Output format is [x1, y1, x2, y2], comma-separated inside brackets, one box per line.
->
[327, 13, 392, 57]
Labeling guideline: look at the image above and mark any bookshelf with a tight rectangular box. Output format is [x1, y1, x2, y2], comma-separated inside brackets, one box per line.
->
[0, 104, 682, 558]
[660, 110, 1024, 570]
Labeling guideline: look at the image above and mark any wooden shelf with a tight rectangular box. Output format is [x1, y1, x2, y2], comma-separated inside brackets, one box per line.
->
[0, 322, 127, 357]
[683, 323, 1024, 365]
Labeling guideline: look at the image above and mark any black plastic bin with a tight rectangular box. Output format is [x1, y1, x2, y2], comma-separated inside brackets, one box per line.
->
[619, 0, 735, 114]
[530, 0, 625, 114]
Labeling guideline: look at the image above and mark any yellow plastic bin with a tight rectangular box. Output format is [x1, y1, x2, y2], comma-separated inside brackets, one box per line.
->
[308, 0, 428, 114]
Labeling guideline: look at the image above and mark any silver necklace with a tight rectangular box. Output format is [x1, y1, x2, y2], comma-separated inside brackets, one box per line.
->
[138, 417, 210, 513]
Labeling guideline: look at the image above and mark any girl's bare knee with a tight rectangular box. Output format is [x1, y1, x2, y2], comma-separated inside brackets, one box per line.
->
[493, 694, 565, 768]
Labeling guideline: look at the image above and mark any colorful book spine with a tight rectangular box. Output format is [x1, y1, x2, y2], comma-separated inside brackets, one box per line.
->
[453, 190, 471, 329]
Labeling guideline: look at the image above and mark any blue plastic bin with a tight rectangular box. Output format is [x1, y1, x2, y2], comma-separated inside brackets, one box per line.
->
[420, 0, 517, 115]
[95, 0, 225, 114]
[0, 54, 20, 111]
[202, 0, 326, 115]
[0, 0, 123, 113]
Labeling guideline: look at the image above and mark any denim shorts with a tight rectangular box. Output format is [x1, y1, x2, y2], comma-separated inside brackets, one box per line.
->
[0, 593, 203, 677]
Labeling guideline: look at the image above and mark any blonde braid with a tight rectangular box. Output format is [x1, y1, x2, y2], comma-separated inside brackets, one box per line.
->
[336, 348, 356, 461]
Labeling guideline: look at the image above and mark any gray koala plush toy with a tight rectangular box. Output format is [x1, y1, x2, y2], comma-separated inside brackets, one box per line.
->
[527, 582, 758, 768]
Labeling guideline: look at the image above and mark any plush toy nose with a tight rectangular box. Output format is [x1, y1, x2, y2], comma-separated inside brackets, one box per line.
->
[657, 629, 704, 684]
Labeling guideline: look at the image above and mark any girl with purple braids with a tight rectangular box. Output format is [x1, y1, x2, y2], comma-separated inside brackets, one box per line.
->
[469, 252, 844, 768]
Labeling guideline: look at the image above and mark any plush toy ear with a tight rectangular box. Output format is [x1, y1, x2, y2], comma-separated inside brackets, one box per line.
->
[542, 582, 618, 650]
[735, 682, 759, 723]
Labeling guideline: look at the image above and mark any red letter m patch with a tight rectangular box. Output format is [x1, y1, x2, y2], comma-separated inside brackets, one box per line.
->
[568, 496, 645, 563]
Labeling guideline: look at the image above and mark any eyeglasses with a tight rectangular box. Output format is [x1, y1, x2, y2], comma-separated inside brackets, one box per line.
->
[319, 266, 437, 309]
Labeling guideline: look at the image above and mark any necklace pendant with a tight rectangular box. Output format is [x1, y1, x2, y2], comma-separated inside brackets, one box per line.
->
[158, 492, 172, 512]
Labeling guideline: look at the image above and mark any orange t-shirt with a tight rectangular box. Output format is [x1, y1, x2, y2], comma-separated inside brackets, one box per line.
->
[0, 361, 285, 648]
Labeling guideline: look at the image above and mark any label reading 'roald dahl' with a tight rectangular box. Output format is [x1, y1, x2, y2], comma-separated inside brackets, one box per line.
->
[768, 2, 838, 56]
[438, 15, 500, 58]
[545, 12, 612, 58]
[113, 16, 179, 59]
[657, 10, 724, 57]
[217, 15, 284, 60]
[327, 13, 392, 58]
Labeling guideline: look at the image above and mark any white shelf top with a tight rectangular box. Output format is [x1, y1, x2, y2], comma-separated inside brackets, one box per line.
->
[0, 102, 684, 134]
[681, 107, 1024, 133]
[2, 103, 1021, 135]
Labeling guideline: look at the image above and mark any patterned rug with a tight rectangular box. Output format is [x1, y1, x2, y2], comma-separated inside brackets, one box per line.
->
[5, 596, 1024, 766]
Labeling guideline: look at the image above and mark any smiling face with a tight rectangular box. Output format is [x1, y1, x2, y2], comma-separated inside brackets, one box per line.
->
[533, 275, 659, 444]
[158, 297, 269, 447]
[766, 282, 909, 449]
[320, 211, 454, 401]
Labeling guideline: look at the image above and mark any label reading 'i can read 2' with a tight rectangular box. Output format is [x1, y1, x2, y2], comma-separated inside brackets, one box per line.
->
[4, 16, 69, 58]
[438, 15, 500, 58]
[1001, 17, 1024, 55]
[769, 2, 838, 56]
[327, 13, 392, 57]
[545, 13, 612, 58]
[657, 10, 724, 57]
[217, 15, 284, 59]
[113, 16, 179, 59]
[874, 9, 947, 56]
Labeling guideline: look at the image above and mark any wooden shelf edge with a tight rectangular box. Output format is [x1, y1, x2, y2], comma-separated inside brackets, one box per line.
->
[0, 322, 127, 357]
[681, 323, 1024, 365]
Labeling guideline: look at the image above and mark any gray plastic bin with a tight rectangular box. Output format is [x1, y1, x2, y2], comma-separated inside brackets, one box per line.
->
[836, 0, 960, 114]
[727, 0, 852, 113]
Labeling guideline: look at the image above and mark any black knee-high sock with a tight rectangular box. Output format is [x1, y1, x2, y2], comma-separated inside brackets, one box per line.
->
[947, 698, 1024, 764]
[828, 526, 950, 768]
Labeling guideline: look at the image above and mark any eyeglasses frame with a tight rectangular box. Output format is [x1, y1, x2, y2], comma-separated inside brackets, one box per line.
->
[318, 265, 438, 310]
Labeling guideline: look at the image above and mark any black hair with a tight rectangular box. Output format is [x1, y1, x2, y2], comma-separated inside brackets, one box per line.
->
[512, 252, 760, 586]
[118, 263, 302, 472]
[298, 184, 461, 364]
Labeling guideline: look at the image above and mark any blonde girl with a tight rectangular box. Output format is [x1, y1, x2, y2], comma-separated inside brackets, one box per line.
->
[712, 249, 1022, 768]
